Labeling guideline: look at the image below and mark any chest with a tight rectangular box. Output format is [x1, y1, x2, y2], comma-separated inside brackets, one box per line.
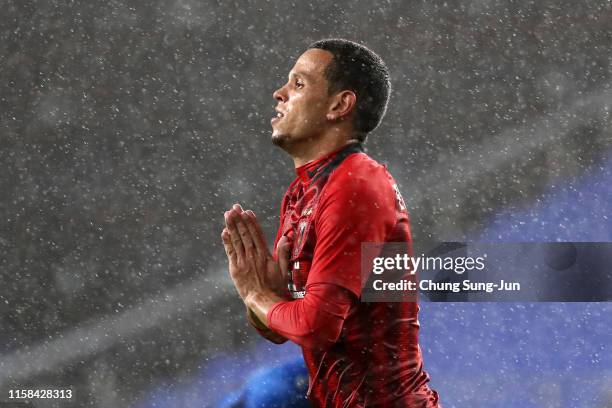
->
[279, 183, 321, 297]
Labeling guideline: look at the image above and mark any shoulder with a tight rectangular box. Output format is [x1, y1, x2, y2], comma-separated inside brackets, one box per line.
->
[314, 152, 401, 239]
[338, 152, 386, 177]
[319, 152, 397, 211]
[327, 152, 394, 196]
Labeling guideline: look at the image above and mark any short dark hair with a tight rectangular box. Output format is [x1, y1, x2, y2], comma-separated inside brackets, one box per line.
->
[308, 39, 391, 142]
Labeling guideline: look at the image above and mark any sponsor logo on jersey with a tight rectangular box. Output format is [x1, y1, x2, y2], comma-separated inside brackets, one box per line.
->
[290, 290, 306, 299]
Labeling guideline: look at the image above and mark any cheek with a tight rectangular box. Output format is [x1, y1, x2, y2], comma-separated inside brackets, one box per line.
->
[286, 94, 305, 113]
[287, 93, 328, 126]
[299, 96, 327, 118]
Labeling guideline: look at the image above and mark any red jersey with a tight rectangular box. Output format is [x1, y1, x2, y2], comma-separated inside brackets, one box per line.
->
[266, 143, 440, 407]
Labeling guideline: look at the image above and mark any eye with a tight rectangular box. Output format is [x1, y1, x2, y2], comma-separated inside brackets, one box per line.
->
[295, 80, 304, 89]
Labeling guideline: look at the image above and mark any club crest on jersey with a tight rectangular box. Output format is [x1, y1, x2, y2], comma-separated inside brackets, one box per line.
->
[301, 207, 313, 217]
[293, 220, 308, 257]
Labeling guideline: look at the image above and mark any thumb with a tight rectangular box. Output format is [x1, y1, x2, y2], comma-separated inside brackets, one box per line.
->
[276, 235, 292, 275]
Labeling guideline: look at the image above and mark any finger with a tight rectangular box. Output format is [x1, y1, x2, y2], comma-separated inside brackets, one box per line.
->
[277, 235, 292, 275]
[235, 212, 256, 256]
[223, 208, 232, 233]
[245, 210, 269, 250]
[242, 211, 267, 258]
[233, 203, 244, 213]
[225, 210, 245, 260]
[224, 205, 243, 229]
[244, 210, 271, 256]
[221, 228, 236, 261]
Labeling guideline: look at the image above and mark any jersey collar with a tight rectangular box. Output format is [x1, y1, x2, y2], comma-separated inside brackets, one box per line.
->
[295, 142, 364, 186]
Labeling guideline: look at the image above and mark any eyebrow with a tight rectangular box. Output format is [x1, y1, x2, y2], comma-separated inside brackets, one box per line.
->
[288, 70, 313, 81]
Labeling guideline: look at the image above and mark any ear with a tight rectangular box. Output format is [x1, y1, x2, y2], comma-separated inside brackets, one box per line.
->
[326, 90, 356, 121]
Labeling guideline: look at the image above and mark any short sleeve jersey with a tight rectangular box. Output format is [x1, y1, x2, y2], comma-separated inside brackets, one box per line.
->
[271, 143, 440, 407]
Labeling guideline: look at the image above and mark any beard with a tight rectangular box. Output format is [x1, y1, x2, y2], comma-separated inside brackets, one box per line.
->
[271, 123, 322, 154]
[271, 132, 293, 151]
[271, 131, 292, 149]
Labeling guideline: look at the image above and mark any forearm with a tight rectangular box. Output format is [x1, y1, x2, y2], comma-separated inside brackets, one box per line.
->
[266, 283, 354, 350]
[246, 306, 287, 344]
[244, 290, 285, 328]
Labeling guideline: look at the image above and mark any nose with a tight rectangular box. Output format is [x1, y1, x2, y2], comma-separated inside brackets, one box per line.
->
[273, 84, 287, 103]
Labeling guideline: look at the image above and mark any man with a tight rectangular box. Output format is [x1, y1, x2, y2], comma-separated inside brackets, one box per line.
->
[222, 39, 440, 407]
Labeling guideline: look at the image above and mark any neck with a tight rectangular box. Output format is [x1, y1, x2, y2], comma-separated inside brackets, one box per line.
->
[291, 132, 360, 168]
[292, 139, 359, 167]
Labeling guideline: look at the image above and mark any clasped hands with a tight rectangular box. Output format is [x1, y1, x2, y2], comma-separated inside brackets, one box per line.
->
[221, 204, 291, 309]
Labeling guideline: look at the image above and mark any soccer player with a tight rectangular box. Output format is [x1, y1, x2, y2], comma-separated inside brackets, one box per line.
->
[222, 39, 440, 407]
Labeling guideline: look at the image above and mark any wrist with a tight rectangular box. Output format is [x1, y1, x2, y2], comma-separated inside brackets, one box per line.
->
[244, 290, 269, 311]
[246, 306, 267, 330]
[244, 291, 256, 310]
[244, 290, 283, 320]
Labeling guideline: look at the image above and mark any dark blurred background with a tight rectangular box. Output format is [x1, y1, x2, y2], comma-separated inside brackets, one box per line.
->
[1, 0, 611, 407]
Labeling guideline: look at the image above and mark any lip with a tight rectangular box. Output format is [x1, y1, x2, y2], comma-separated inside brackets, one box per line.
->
[271, 109, 285, 124]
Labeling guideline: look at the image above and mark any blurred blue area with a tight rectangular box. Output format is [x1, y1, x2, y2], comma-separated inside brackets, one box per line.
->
[423, 152, 612, 407]
[137, 153, 612, 407]
[133, 341, 306, 407]
[420, 302, 610, 407]
[216, 357, 309, 408]
[479, 152, 612, 243]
